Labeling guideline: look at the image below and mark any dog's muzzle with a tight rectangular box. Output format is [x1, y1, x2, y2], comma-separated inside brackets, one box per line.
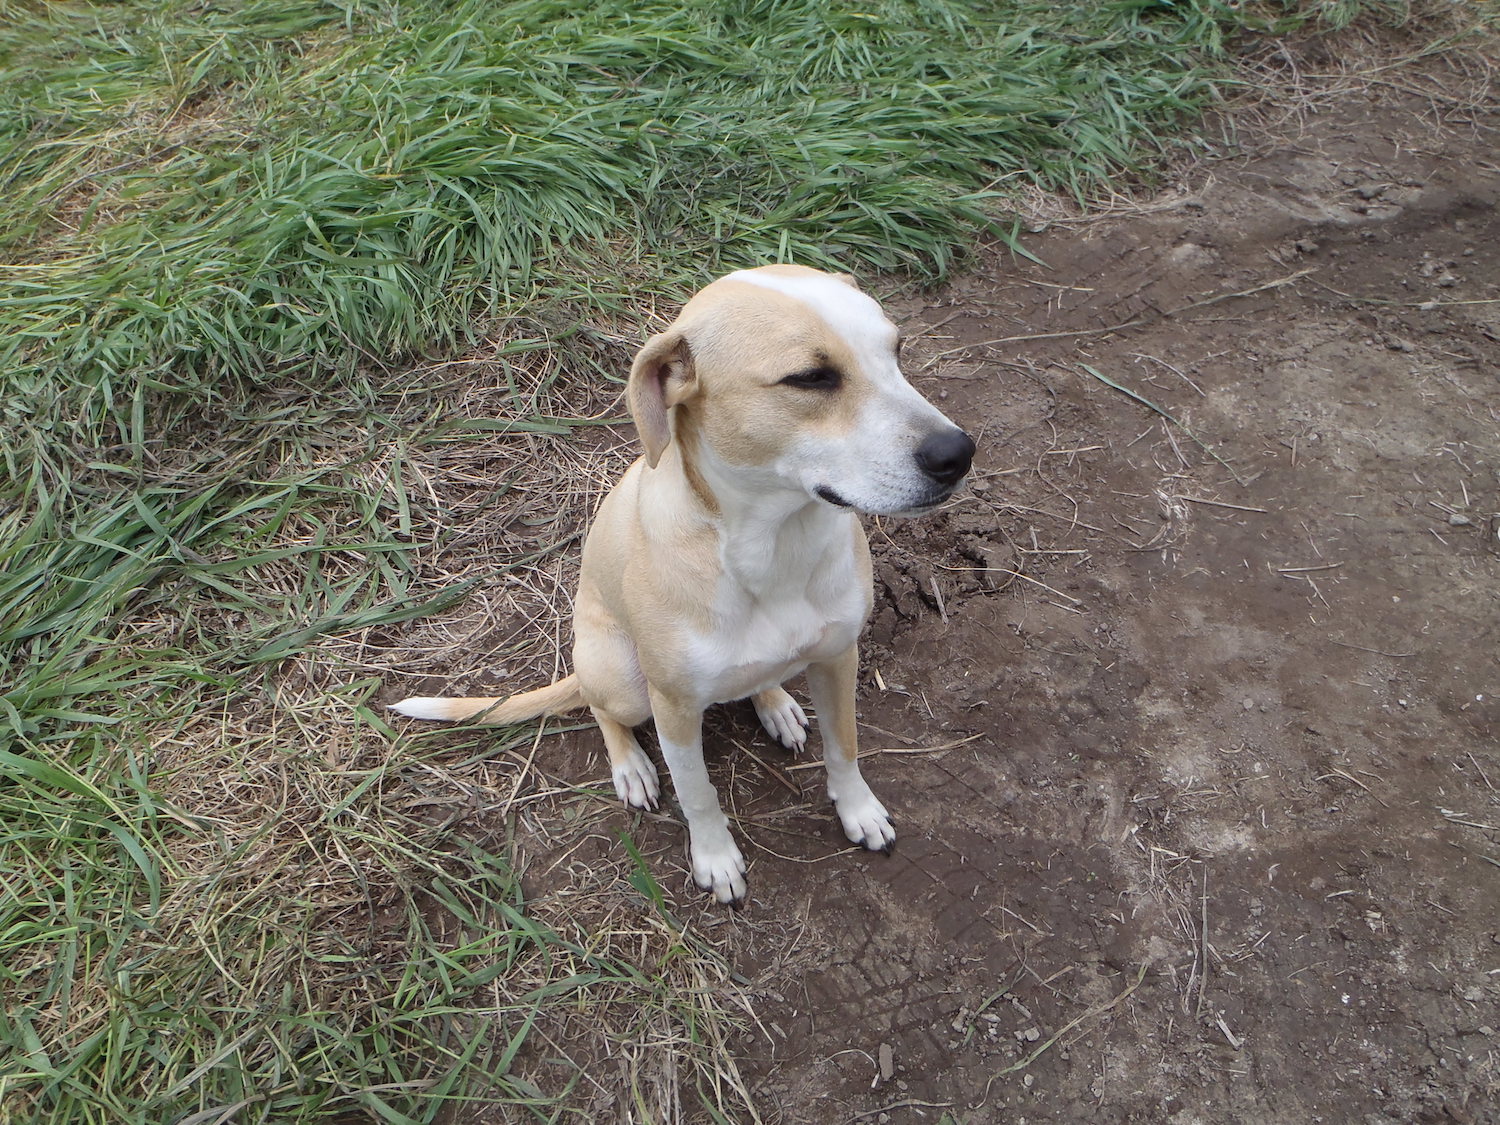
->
[897, 425, 977, 513]
[814, 426, 976, 515]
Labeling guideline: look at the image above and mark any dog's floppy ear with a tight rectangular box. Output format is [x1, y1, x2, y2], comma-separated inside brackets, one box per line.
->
[628, 330, 697, 468]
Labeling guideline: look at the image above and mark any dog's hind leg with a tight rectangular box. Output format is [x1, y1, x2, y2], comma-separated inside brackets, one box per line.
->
[572, 585, 659, 809]
[593, 710, 659, 810]
[752, 686, 809, 751]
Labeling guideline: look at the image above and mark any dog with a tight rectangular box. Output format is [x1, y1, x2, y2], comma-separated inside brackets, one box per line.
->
[393, 265, 975, 903]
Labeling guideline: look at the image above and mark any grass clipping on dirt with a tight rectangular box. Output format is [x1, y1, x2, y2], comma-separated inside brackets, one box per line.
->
[0, 0, 1434, 1120]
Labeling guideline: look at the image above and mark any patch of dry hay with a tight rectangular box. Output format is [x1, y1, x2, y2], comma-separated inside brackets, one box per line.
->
[110, 320, 765, 1118]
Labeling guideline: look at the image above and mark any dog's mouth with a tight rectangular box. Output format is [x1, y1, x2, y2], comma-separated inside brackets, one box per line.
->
[814, 484, 956, 516]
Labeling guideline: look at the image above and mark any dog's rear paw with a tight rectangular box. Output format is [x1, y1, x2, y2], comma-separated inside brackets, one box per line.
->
[752, 687, 809, 751]
[689, 833, 748, 904]
[835, 793, 897, 853]
[612, 748, 660, 810]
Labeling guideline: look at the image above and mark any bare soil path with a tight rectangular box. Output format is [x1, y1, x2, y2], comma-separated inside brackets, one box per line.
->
[682, 75, 1500, 1124]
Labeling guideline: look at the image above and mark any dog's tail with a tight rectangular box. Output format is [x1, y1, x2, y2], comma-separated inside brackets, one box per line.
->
[390, 674, 584, 725]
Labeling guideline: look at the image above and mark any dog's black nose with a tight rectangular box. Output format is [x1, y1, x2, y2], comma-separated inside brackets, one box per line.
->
[915, 427, 975, 485]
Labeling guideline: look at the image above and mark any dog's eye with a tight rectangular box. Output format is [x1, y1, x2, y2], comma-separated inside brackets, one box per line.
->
[779, 366, 842, 391]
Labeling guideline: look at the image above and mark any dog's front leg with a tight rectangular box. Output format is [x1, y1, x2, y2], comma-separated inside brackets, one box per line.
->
[807, 645, 896, 853]
[649, 686, 748, 904]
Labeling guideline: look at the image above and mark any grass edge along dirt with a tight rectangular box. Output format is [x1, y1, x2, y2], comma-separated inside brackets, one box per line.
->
[0, 0, 1447, 1120]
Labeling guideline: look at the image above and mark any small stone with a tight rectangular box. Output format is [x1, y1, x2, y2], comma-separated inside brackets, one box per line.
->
[1023, 1026, 1041, 1042]
[1449, 513, 1472, 526]
[1243, 697, 1255, 710]
[1169, 241, 1216, 269]
[878, 1042, 895, 1082]
[1462, 986, 1484, 1002]
[1023, 1073, 1035, 1089]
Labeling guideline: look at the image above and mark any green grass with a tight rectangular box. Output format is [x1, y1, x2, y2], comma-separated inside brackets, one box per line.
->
[0, 0, 1433, 1120]
[2, 0, 1282, 459]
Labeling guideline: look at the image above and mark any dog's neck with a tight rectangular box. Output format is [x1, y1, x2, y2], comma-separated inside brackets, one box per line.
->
[668, 440, 852, 598]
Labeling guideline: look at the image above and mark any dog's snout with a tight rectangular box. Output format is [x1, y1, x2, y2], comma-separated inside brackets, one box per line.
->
[914, 428, 975, 486]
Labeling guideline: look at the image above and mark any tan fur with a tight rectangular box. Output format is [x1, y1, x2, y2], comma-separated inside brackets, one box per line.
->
[395, 674, 583, 724]
[391, 264, 972, 903]
[671, 283, 863, 468]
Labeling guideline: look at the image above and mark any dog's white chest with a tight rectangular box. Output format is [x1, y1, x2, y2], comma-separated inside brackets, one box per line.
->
[693, 588, 863, 704]
[739, 587, 854, 662]
[685, 524, 868, 704]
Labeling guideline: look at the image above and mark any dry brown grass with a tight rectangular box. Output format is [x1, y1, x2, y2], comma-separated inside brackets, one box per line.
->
[184, 334, 765, 1119]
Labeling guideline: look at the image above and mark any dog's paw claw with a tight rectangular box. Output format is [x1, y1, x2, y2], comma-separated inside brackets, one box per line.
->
[611, 749, 660, 811]
[753, 688, 809, 752]
[690, 834, 748, 905]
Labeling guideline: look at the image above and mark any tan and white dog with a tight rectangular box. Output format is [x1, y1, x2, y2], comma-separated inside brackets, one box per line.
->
[393, 265, 974, 903]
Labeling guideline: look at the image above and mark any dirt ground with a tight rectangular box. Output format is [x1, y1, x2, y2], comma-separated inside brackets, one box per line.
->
[713, 81, 1500, 1122]
[389, 53, 1500, 1125]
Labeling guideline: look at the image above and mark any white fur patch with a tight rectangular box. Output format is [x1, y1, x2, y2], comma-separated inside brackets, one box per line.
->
[722, 268, 898, 371]
[389, 697, 457, 720]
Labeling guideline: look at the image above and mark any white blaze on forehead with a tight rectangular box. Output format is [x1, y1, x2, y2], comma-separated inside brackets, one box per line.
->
[721, 268, 899, 372]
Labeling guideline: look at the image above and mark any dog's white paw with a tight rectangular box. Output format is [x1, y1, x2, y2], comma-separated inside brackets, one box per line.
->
[753, 687, 809, 752]
[689, 829, 748, 904]
[611, 748, 660, 810]
[834, 791, 896, 853]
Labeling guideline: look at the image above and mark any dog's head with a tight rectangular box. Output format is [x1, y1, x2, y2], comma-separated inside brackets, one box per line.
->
[627, 265, 974, 516]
